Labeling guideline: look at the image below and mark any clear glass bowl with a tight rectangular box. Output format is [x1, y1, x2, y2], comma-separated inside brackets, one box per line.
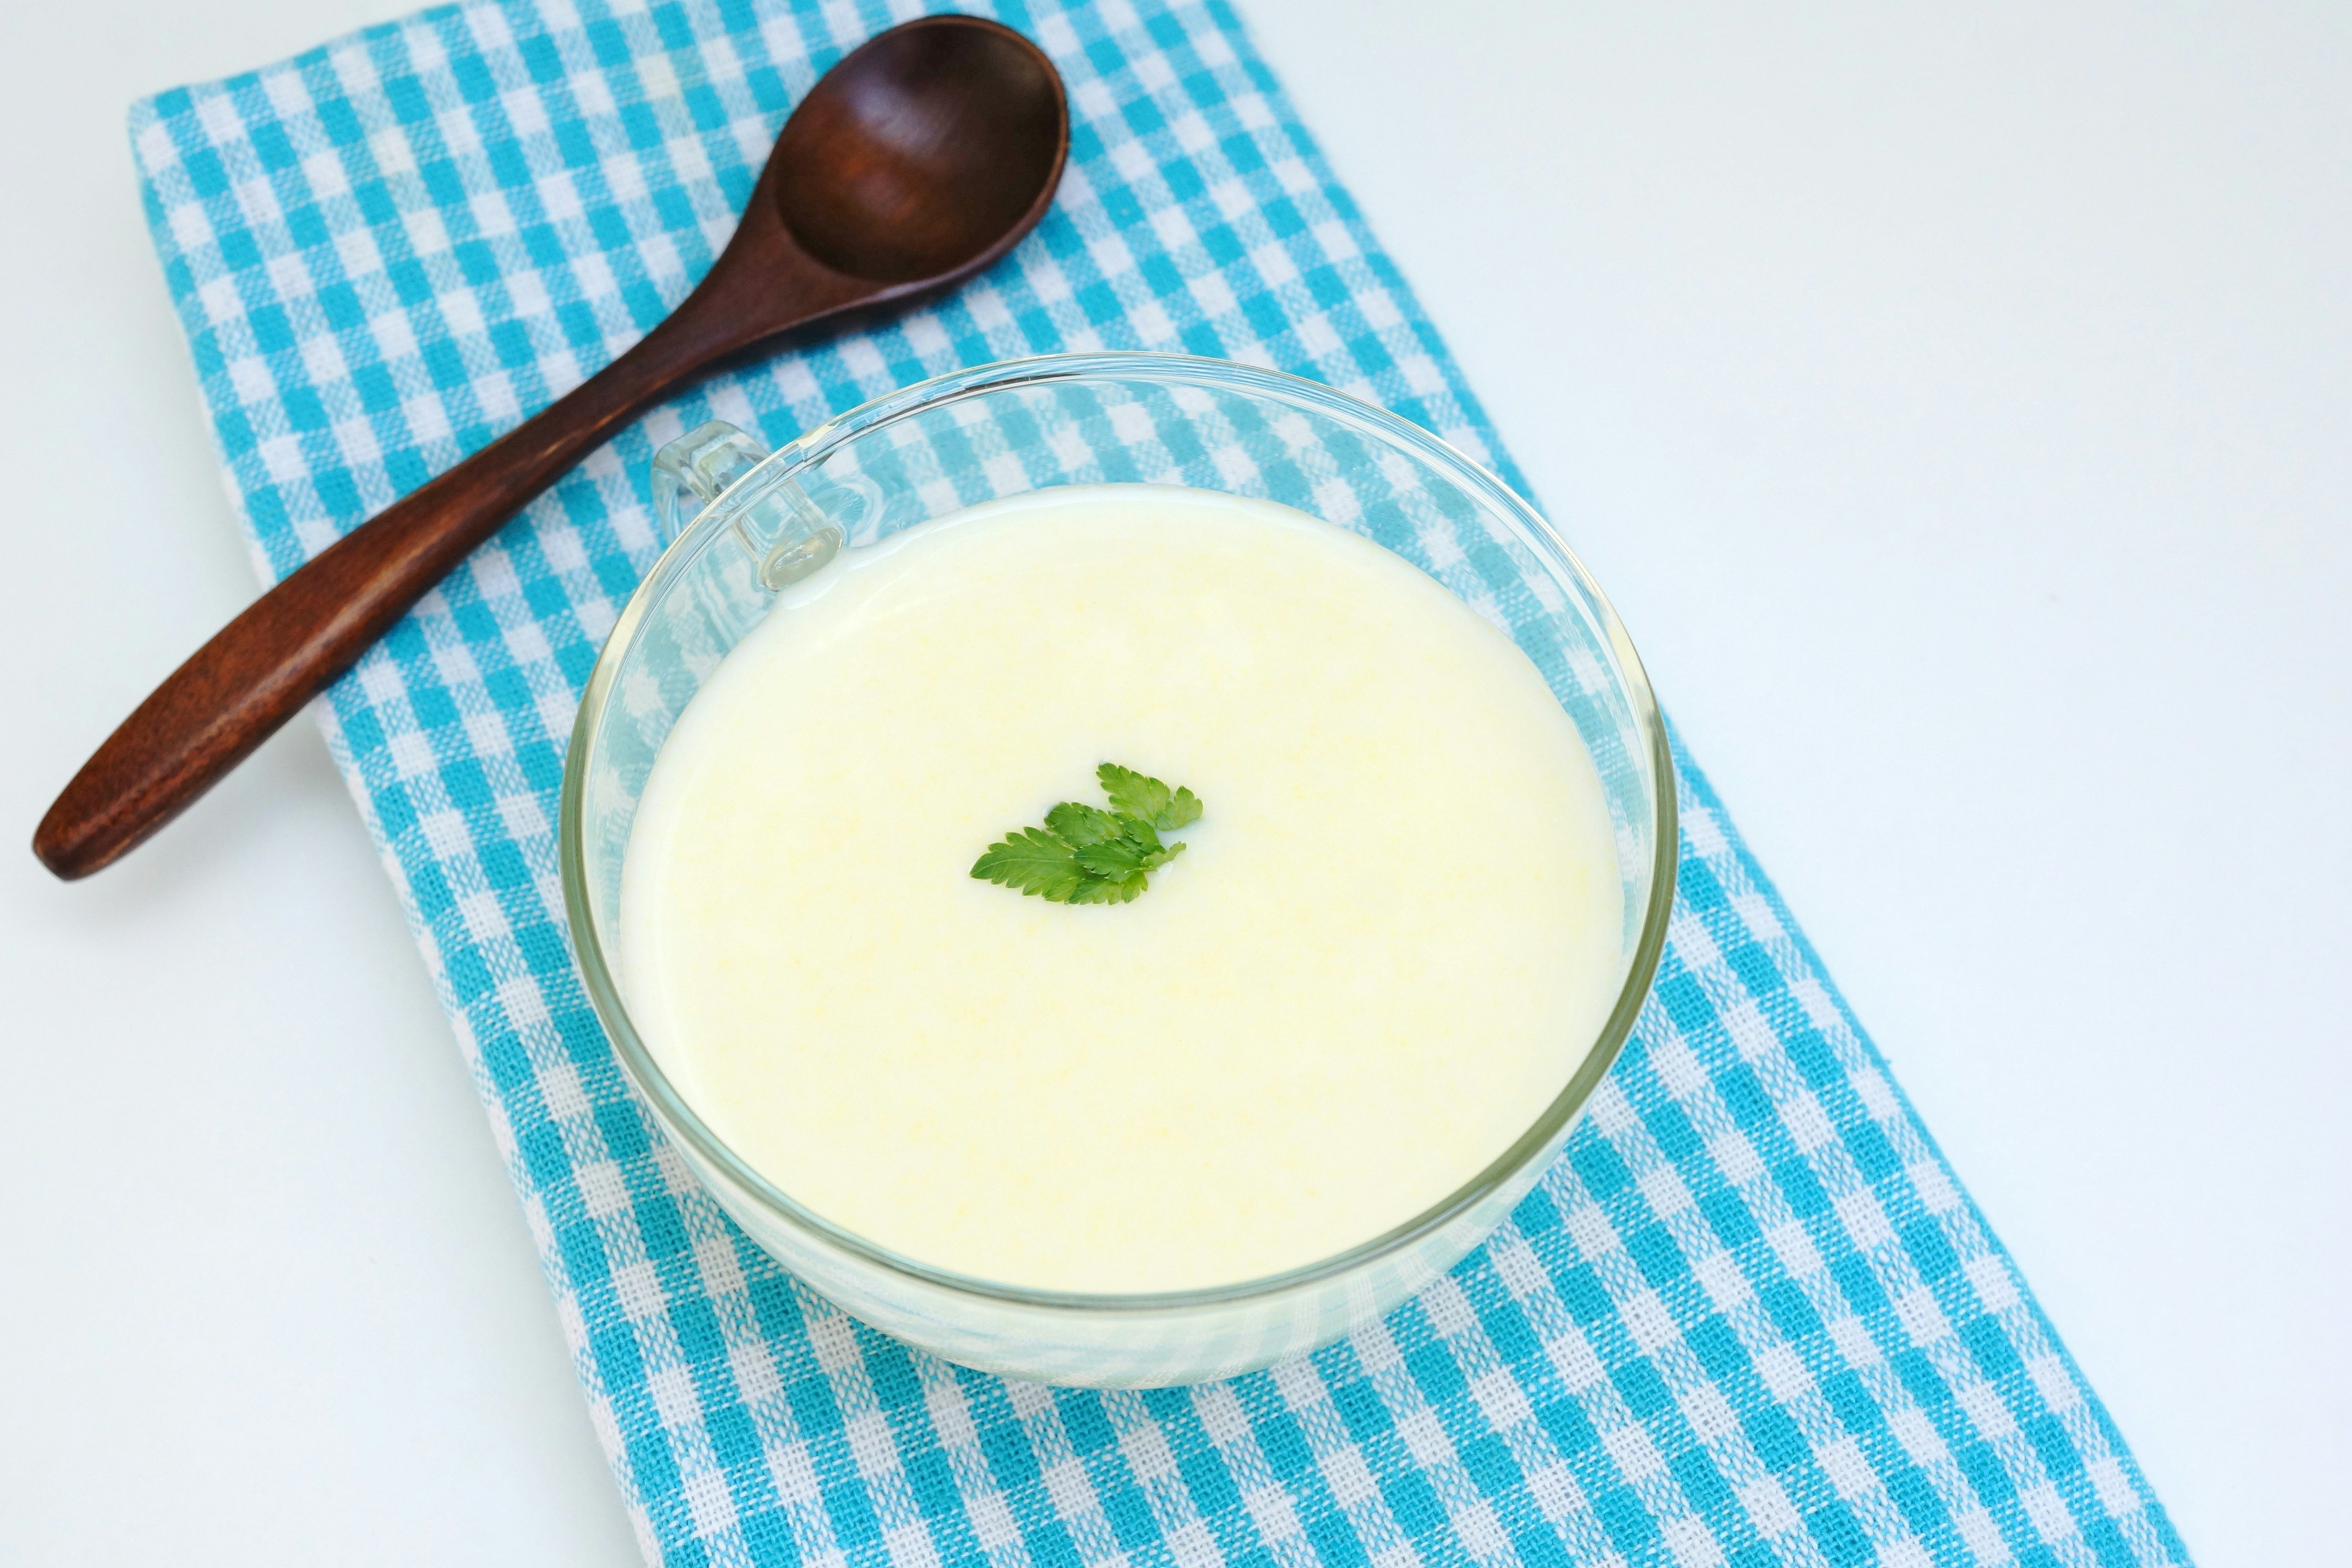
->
[560, 353, 1675, 1387]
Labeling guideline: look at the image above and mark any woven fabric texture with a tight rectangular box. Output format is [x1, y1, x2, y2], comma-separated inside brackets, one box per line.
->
[129, 1, 2188, 1563]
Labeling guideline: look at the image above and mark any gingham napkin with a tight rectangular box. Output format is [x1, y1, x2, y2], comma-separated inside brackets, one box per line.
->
[128, 1, 2190, 1562]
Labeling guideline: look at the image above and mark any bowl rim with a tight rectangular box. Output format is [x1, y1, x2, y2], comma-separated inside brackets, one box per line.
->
[559, 350, 1678, 1313]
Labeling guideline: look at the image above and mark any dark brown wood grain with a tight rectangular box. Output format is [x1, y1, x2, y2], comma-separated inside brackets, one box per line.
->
[36, 16, 1067, 880]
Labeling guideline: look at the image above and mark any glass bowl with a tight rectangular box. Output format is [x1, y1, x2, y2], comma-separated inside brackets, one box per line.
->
[560, 352, 1675, 1387]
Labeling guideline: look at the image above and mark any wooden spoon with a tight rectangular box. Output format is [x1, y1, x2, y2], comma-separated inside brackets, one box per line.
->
[36, 15, 1068, 880]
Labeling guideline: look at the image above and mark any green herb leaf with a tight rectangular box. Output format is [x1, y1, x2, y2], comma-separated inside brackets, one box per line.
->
[1065, 870, 1147, 904]
[1099, 764, 1204, 832]
[976, 764, 1204, 905]
[970, 826, 1084, 901]
[1159, 786, 1204, 832]
[1075, 837, 1148, 878]
[1097, 764, 1169, 824]
[1044, 801, 1124, 848]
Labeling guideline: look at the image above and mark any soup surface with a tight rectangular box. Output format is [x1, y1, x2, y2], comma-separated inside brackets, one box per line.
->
[620, 484, 1623, 1292]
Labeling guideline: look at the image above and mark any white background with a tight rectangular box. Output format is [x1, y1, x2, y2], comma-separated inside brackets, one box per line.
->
[2, 1, 2343, 1562]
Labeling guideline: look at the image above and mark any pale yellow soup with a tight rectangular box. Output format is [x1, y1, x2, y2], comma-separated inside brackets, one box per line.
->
[620, 484, 1622, 1294]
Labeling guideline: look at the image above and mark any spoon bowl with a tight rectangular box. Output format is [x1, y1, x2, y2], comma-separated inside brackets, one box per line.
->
[35, 15, 1069, 880]
[775, 20, 1066, 283]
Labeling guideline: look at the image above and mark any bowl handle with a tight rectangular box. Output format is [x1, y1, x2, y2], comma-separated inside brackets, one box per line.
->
[650, 420, 771, 543]
[650, 419, 862, 590]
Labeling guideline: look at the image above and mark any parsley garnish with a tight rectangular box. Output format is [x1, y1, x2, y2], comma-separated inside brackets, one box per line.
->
[972, 764, 1203, 904]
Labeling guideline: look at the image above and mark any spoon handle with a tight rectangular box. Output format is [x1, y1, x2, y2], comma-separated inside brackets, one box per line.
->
[33, 294, 752, 880]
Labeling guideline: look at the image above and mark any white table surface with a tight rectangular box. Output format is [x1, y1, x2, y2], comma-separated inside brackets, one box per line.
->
[2, 2, 2343, 1562]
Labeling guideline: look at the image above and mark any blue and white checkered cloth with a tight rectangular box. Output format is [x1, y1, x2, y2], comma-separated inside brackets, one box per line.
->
[129, 1, 2192, 1562]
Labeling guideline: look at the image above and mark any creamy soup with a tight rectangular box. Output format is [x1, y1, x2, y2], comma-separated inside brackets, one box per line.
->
[620, 484, 1621, 1294]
